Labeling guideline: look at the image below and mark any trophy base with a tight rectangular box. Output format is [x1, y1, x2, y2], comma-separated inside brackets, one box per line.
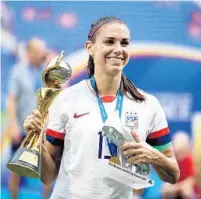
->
[99, 160, 154, 189]
[7, 147, 41, 178]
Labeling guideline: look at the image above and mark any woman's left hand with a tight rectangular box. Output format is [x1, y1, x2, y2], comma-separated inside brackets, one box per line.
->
[121, 132, 159, 165]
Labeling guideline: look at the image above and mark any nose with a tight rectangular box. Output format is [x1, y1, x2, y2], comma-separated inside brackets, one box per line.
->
[113, 43, 123, 55]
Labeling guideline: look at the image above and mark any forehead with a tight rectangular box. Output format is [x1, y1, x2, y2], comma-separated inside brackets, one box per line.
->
[96, 22, 130, 40]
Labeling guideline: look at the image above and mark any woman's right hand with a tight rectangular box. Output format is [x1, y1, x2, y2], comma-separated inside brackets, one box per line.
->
[23, 109, 43, 134]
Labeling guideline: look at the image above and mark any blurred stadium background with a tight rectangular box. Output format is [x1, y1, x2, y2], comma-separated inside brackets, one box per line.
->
[1, 1, 201, 199]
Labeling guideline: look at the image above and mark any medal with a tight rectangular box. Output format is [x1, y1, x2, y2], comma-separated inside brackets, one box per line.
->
[109, 156, 121, 165]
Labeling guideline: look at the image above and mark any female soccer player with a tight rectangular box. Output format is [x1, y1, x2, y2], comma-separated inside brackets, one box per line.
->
[23, 16, 180, 199]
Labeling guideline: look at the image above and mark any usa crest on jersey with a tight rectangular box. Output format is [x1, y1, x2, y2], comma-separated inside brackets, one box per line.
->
[125, 112, 139, 130]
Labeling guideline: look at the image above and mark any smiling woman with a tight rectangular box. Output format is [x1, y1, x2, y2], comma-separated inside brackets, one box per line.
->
[23, 16, 180, 199]
[86, 16, 145, 101]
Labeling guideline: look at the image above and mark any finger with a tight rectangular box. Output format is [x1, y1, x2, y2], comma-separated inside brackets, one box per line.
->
[24, 119, 42, 134]
[27, 115, 42, 125]
[27, 117, 41, 128]
[122, 148, 135, 158]
[24, 119, 39, 131]
[31, 119, 43, 133]
[23, 123, 35, 133]
[132, 132, 141, 143]
[127, 154, 146, 164]
[34, 117, 43, 127]
[35, 123, 43, 133]
[44, 111, 49, 118]
[121, 142, 142, 150]
[122, 148, 143, 157]
[26, 113, 43, 127]
[32, 109, 42, 119]
[132, 158, 147, 165]
[25, 114, 34, 121]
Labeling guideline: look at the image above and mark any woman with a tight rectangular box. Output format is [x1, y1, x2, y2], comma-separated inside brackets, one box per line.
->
[23, 16, 180, 199]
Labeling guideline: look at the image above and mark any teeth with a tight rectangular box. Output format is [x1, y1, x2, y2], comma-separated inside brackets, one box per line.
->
[109, 58, 122, 61]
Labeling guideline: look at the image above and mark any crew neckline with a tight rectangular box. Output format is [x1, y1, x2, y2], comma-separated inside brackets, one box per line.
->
[100, 96, 116, 103]
[85, 80, 116, 103]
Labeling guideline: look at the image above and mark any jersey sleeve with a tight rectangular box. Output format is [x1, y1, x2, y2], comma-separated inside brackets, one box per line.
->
[46, 91, 68, 147]
[146, 96, 172, 152]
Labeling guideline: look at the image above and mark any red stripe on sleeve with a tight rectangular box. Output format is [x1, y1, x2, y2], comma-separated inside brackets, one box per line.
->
[46, 129, 65, 140]
[148, 127, 169, 139]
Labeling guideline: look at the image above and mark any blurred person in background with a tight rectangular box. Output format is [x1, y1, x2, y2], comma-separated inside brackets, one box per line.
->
[6, 38, 52, 199]
[162, 131, 200, 199]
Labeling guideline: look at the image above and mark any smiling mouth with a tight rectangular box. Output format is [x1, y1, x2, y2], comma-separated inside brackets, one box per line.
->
[107, 57, 124, 61]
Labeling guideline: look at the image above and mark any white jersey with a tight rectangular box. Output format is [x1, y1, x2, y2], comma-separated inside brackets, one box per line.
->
[46, 80, 170, 199]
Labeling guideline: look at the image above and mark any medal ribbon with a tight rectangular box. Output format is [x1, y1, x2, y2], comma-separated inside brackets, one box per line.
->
[90, 76, 123, 157]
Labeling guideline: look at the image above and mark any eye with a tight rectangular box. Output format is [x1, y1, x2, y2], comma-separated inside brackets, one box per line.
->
[121, 40, 129, 47]
[104, 39, 114, 45]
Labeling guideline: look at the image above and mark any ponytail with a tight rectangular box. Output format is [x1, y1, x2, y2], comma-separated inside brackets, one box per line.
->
[120, 73, 145, 102]
[87, 56, 95, 78]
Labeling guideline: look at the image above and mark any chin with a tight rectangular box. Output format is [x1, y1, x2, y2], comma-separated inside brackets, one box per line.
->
[108, 66, 123, 76]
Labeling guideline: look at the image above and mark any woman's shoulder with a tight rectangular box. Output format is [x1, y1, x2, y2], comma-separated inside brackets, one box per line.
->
[58, 80, 87, 99]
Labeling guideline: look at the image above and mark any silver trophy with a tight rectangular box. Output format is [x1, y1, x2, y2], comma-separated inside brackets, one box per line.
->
[102, 126, 150, 176]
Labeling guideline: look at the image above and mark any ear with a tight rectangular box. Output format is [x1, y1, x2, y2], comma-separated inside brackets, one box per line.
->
[85, 40, 93, 56]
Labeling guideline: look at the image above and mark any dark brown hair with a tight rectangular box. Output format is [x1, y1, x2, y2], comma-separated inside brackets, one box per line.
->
[87, 16, 145, 102]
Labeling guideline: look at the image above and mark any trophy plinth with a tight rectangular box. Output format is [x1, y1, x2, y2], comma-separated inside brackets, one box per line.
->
[7, 147, 41, 178]
[7, 51, 72, 178]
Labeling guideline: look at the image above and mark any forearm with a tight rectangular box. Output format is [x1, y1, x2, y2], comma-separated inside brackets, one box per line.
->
[40, 141, 60, 185]
[151, 149, 180, 184]
[6, 96, 20, 138]
[7, 96, 18, 124]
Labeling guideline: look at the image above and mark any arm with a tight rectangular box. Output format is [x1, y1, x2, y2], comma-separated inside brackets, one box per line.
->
[122, 139, 180, 184]
[122, 96, 180, 184]
[146, 96, 180, 183]
[40, 140, 62, 185]
[151, 146, 180, 184]
[7, 95, 19, 131]
[24, 90, 67, 185]
[23, 110, 64, 185]
[6, 67, 20, 140]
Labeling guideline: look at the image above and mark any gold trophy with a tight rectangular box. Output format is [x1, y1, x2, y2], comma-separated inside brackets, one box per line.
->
[7, 51, 72, 178]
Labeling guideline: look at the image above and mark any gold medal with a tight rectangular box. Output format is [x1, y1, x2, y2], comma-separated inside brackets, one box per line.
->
[109, 156, 121, 165]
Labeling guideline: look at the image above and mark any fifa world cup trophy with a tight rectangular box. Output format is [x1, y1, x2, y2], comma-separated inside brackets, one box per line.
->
[7, 51, 72, 178]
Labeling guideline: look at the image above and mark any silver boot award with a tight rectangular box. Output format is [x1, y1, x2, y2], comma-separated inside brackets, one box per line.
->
[102, 112, 154, 190]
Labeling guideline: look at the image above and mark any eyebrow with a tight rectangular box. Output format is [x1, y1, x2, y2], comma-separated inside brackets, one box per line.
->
[104, 37, 130, 41]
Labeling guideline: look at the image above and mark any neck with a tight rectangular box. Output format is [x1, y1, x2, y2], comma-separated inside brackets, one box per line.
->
[93, 73, 121, 96]
[28, 58, 40, 69]
[30, 62, 40, 69]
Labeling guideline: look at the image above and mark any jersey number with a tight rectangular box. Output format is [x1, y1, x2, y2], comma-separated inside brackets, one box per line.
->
[98, 131, 111, 159]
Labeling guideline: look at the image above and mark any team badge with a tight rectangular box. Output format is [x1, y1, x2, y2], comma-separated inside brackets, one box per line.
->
[125, 111, 139, 130]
